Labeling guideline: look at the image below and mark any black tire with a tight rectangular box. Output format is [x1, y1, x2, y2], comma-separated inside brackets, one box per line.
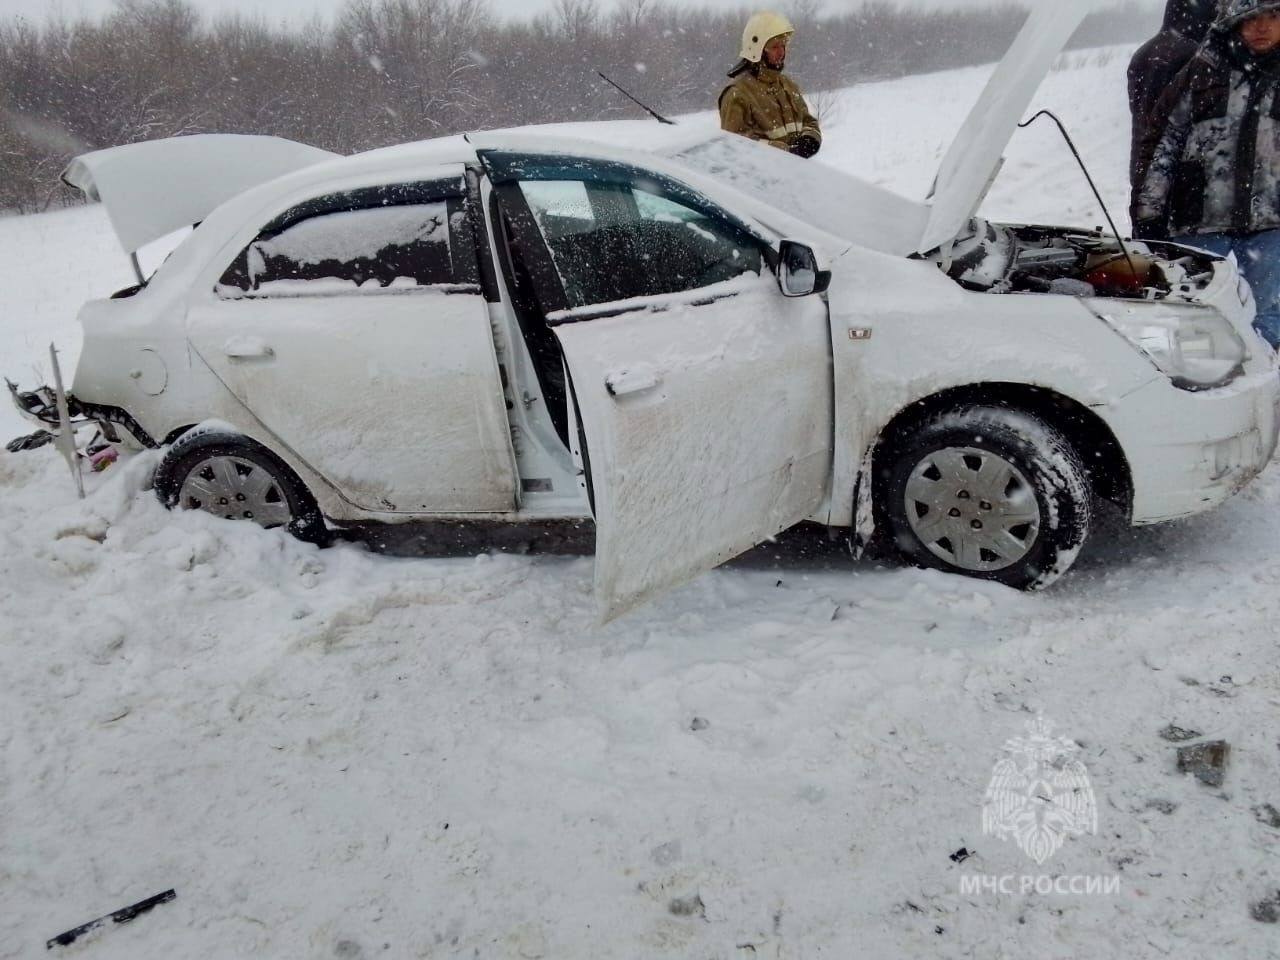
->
[875, 406, 1091, 590]
[153, 427, 328, 544]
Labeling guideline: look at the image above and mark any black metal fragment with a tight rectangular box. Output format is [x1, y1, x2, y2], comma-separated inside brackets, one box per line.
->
[5, 429, 55, 453]
[47, 889, 176, 950]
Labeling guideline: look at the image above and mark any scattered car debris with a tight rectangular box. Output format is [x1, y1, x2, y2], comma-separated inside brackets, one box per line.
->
[1145, 799, 1178, 815]
[1253, 803, 1280, 829]
[5, 429, 55, 453]
[667, 893, 705, 919]
[689, 717, 710, 732]
[949, 847, 972, 864]
[47, 889, 176, 950]
[1250, 891, 1280, 924]
[1176, 740, 1230, 787]
[89, 446, 119, 472]
[1158, 724, 1203, 743]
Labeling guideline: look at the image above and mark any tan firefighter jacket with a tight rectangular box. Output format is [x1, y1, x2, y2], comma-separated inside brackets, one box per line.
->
[718, 64, 822, 154]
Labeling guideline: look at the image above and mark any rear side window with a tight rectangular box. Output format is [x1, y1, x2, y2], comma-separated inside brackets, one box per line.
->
[218, 182, 477, 298]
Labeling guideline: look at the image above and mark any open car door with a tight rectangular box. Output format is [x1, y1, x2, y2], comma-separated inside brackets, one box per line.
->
[479, 148, 834, 621]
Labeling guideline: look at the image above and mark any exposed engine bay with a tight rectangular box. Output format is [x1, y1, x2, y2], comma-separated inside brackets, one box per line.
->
[936, 219, 1219, 302]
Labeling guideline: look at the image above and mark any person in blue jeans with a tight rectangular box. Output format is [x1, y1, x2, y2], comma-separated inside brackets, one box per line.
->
[1168, 231, 1280, 347]
[1134, 0, 1280, 348]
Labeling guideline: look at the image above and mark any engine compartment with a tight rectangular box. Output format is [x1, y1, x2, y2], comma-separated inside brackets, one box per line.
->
[935, 220, 1220, 302]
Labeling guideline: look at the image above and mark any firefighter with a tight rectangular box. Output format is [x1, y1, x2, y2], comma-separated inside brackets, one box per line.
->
[719, 11, 822, 158]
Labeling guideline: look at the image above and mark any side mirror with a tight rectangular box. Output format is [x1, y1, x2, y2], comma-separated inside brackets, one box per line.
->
[777, 240, 831, 297]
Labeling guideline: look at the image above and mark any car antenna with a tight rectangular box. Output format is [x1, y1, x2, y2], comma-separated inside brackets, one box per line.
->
[1017, 109, 1139, 277]
[597, 72, 677, 125]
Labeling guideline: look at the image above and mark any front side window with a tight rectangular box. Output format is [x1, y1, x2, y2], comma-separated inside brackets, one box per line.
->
[218, 182, 475, 298]
[517, 178, 763, 309]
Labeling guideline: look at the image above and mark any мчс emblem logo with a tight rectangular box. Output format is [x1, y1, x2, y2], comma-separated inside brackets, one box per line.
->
[981, 715, 1098, 865]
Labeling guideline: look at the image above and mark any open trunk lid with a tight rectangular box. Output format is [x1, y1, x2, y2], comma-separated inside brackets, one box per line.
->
[63, 134, 338, 254]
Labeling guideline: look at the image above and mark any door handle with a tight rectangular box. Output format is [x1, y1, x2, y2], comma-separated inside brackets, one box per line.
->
[605, 368, 661, 398]
[223, 336, 274, 360]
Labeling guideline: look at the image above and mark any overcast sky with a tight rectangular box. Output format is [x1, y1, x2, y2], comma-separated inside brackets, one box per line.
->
[1, 0, 1029, 27]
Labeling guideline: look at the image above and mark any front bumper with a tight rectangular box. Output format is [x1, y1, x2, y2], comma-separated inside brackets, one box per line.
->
[1106, 368, 1280, 524]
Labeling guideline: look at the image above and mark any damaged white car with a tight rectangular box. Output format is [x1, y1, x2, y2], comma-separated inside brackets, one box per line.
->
[8, 8, 1279, 619]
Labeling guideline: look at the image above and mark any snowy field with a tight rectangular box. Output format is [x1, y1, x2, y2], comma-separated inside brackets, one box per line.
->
[3, 47, 1280, 958]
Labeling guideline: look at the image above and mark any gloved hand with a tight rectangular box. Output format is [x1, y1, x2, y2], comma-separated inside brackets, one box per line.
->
[790, 134, 821, 159]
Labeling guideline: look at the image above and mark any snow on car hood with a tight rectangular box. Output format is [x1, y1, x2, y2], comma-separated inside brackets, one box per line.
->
[662, 134, 929, 257]
[664, 4, 1087, 257]
[62, 134, 338, 254]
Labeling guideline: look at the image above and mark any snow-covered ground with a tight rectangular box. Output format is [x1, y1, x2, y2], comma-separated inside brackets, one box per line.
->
[3, 48, 1279, 958]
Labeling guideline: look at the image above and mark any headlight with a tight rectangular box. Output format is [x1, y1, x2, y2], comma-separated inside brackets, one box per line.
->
[1088, 302, 1246, 391]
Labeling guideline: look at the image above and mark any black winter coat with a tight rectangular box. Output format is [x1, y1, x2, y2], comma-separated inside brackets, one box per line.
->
[1128, 0, 1218, 219]
[1135, 36, 1280, 236]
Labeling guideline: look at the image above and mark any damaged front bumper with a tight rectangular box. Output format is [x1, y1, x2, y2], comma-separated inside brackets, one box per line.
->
[1107, 368, 1280, 524]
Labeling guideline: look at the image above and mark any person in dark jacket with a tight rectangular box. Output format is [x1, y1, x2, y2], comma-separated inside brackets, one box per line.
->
[1135, 0, 1280, 347]
[1129, 0, 1219, 214]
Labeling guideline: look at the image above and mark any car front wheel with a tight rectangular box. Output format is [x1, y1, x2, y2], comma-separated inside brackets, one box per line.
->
[878, 406, 1091, 589]
[153, 428, 327, 543]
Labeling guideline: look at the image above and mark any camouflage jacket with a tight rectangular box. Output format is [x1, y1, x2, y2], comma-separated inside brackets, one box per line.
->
[718, 65, 822, 153]
[1136, 39, 1280, 235]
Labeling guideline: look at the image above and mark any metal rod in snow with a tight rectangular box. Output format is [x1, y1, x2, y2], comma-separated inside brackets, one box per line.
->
[597, 72, 676, 125]
[1017, 110, 1139, 277]
[49, 344, 84, 500]
[47, 889, 176, 949]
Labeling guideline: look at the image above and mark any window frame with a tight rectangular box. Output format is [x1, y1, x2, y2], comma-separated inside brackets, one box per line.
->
[479, 151, 777, 324]
[215, 176, 480, 299]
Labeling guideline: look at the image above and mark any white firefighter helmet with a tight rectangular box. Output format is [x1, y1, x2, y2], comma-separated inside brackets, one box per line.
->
[739, 11, 795, 63]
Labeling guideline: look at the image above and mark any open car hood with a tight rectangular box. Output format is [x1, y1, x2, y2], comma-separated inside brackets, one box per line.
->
[62, 134, 338, 254]
[664, 4, 1087, 257]
[918, 4, 1087, 253]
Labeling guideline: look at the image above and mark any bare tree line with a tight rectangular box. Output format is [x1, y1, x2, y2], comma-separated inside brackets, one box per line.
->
[0, 0, 1159, 214]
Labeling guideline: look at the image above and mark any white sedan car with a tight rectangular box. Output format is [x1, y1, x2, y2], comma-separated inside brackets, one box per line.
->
[9, 8, 1279, 619]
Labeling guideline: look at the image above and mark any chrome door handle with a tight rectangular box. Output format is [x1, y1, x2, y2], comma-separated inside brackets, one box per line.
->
[605, 368, 661, 398]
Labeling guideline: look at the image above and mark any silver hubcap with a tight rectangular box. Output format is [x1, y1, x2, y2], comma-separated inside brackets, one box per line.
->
[904, 446, 1041, 572]
[178, 455, 293, 528]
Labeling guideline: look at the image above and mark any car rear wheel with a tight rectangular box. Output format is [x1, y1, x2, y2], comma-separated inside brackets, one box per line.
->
[878, 406, 1091, 589]
[154, 428, 327, 543]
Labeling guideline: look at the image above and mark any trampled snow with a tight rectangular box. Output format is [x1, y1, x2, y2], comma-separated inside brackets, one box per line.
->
[3, 48, 1280, 958]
